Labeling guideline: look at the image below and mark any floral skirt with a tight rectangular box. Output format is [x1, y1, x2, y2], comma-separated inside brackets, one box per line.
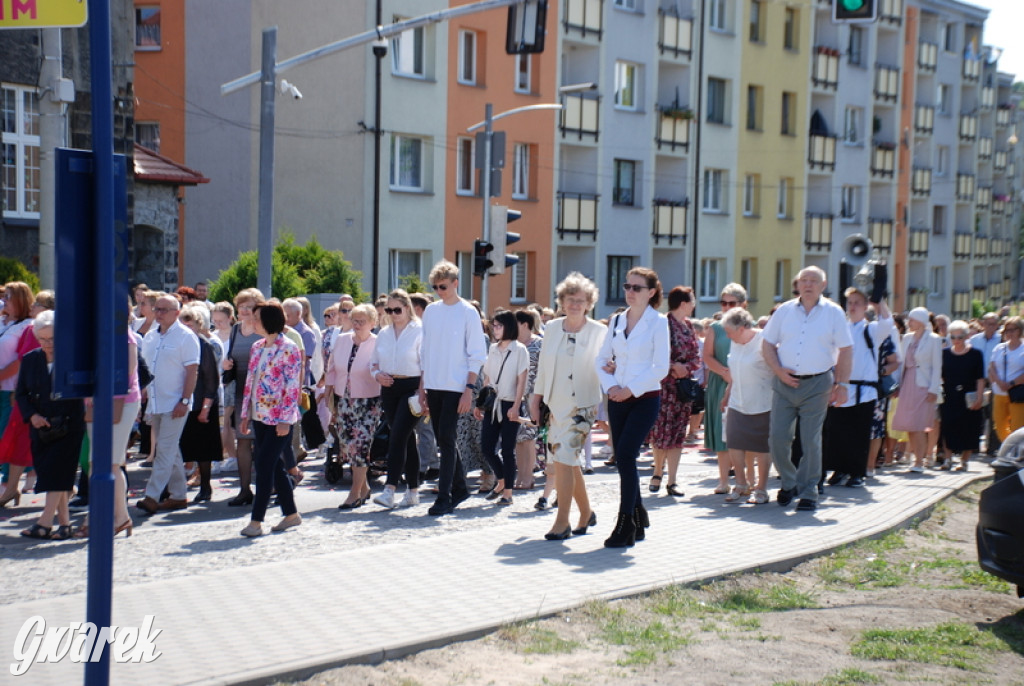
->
[335, 390, 382, 468]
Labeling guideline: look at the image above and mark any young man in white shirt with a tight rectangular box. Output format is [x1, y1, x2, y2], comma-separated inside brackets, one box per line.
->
[418, 262, 488, 515]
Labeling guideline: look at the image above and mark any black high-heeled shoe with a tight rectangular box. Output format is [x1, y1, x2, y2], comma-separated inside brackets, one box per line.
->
[544, 526, 572, 541]
[227, 491, 253, 507]
[338, 498, 364, 510]
[572, 511, 597, 536]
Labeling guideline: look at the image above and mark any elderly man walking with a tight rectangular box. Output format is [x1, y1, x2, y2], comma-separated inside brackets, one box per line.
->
[138, 295, 200, 514]
[762, 267, 853, 512]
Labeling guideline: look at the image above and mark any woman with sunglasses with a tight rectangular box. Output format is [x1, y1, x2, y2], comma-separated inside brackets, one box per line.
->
[988, 316, 1024, 449]
[595, 267, 670, 548]
[370, 290, 424, 508]
[938, 320, 985, 471]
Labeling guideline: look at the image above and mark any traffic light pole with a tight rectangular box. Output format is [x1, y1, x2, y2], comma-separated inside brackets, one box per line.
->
[480, 104, 494, 314]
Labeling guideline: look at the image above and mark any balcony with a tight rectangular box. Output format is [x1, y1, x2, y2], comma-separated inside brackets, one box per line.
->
[952, 290, 971, 318]
[556, 191, 599, 240]
[560, 93, 601, 141]
[992, 196, 1008, 216]
[953, 231, 972, 259]
[808, 134, 837, 171]
[879, 0, 903, 25]
[963, 57, 982, 81]
[973, 286, 987, 303]
[959, 113, 978, 142]
[979, 136, 993, 159]
[908, 290, 928, 309]
[813, 47, 840, 90]
[914, 104, 934, 135]
[997, 107, 1012, 127]
[658, 9, 692, 59]
[869, 218, 894, 254]
[909, 229, 930, 257]
[874, 64, 899, 103]
[917, 41, 938, 71]
[652, 198, 688, 245]
[912, 167, 932, 196]
[981, 86, 996, 109]
[871, 142, 896, 178]
[956, 173, 976, 202]
[655, 109, 690, 152]
[563, 0, 603, 39]
[976, 186, 991, 210]
[989, 282, 1002, 301]
[994, 150, 1008, 171]
[804, 213, 833, 251]
[974, 235, 989, 258]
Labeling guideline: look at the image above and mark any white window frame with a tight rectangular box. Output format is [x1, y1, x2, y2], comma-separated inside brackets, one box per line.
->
[844, 106, 861, 144]
[2, 84, 41, 219]
[707, 77, 727, 125]
[777, 177, 791, 219]
[389, 250, 424, 290]
[613, 0, 638, 11]
[514, 53, 532, 93]
[458, 30, 477, 85]
[510, 253, 528, 302]
[389, 134, 425, 191]
[749, 0, 763, 42]
[931, 265, 945, 296]
[741, 258, 757, 301]
[614, 61, 639, 111]
[743, 174, 759, 216]
[703, 169, 726, 213]
[781, 91, 796, 135]
[391, 20, 425, 78]
[746, 84, 762, 130]
[840, 185, 859, 222]
[783, 7, 797, 51]
[774, 259, 790, 302]
[709, 0, 727, 31]
[456, 137, 475, 196]
[699, 258, 726, 300]
[513, 143, 530, 200]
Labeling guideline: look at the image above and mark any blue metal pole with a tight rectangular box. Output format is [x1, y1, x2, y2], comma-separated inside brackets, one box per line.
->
[85, 0, 116, 683]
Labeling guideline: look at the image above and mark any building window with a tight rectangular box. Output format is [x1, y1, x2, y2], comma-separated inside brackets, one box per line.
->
[700, 258, 726, 299]
[777, 177, 792, 218]
[135, 122, 161, 153]
[458, 30, 477, 85]
[943, 22, 956, 53]
[613, 159, 636, 206]
[709, 0, 727, 31]
[135, 7, 161, 49]
[456, 137, 475, 196]
[613, 0, 638, 10]
[936, 146, 949, 175]
[844, 106, 861, 144]
[781, 91, 796, 135]
[707, 77, 727, 125]
[510, 253, 528, 302]
[515, 54, 532, 93]
[389, 134, 424, 191]
[840, 186, 859, 222]
[783, 8, 798, 51]
[749, 0, 764, 42]
[607, 256, 634, 303]
[932, 205, 946, 235]
[513, 143, 530, 199]
[774, 259, 791, 301]
[848, 27, 863, 66]
[746, 85, 762, 131]
[703, 169, 726, 213]
[937, 83, 951, 115]
[614, 62, 639, 110]
[391, 20, 425, 77]
[931, 265, 945, 296]
[389, 250, 423, 290]
[1, 85, 40, 219]
[741, 258, 758, 301]
[743, 174, 760, 216]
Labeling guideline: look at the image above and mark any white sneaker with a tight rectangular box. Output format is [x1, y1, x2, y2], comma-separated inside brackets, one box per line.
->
[218, 457, 238, 473]
[373, 488, 396, 508]
[399, 489, 420, 507]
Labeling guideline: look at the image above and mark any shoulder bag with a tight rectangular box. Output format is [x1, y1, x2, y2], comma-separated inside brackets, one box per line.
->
[475, 349, 511, 415]
[1003, 354, 1024, 403]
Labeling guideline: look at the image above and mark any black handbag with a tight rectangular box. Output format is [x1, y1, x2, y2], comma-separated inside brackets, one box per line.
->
[475, 349, 511, 415]
[300, 405, 326, 449]
[36, 416, 70, 444]
[1004, 356, 1024, 403]
[674, 377, 702, 404]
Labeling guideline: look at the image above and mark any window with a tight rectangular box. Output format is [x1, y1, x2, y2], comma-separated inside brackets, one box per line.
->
[389, 134, 424, 191]
[931, 266, 945, 296]
[703, 169, 726, 213]
[936, 146, 949, 175]
[777, 177, 792, 218]
[135, 7, 161, 49]
[2, 85, 40, 218]
[937, 83, 951, 115]
[783, 7, 798, 51]
[510, 253, 528, 302]
[515, 54, 531, 93]
[781, 92, 796, 135]
[707, 77, 727, 125]
[513, 143, 530, 199]
[613, 0, 638, 10]
[841, 186, 859, 222]
[749, 0, 764, 42]
[135, 122, 160, 153]
[709, 0, 727, 31]
[943, 22, 956, 53]
[746, 85, 763, 130]
[932, 205, 946, 235]
[700, 258, 726, 299]
[741, 258, 758, 301]
[743, 174, 760, 216]
[456, 137, 475, 195]
[607, 256, 634, 303]
[613, 159, 636, 206]
[458, 30, 477, 85]
[389, 250, 423, 290]
[774, 259, 791, 301]
[614, 62, 639, 110]
[391, 20, 425, 77]
[848, 27, 864, 66]
[844, 106, 861, 144]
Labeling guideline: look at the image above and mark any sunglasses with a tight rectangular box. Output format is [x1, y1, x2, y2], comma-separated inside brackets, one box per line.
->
[339, 308, 352, 314]
[623, 284, 649, 292]
[720, 300, 739, 307]
[949, 334, 968, 340]
[431, 283, 449, 291]
[384, 307, 403, 315]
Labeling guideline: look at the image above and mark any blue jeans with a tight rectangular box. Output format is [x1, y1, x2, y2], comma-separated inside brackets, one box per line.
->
[251, 421, 297, 522]
[380, 377, 421, 489]
[426, 389, 469, 503]
[608, 394, 661, 513]
[481, 400, 518, 489]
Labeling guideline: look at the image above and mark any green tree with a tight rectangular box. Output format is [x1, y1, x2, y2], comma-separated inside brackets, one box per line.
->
[0, 257, 41, 292]
[397, 272, 429, 296]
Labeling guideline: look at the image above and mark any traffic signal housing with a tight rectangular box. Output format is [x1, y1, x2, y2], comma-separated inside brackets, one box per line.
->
[506, 0, 547, 55]
[833, 0, 877, 23]
[473, 239, 494, 277]
[488, 205, 521, 276]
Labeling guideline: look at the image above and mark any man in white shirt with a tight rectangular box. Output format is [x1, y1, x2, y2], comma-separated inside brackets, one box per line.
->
[138, 295, 200, 514]
[418, 261, 488, 515]
[970, 312, 1002, 454]
[762, 267, 853, 512]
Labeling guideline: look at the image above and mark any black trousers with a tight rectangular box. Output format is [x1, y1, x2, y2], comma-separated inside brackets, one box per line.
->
[823, 401, 875, 479]
[381, 377, 421, 489]
[426, 389, 469, 503]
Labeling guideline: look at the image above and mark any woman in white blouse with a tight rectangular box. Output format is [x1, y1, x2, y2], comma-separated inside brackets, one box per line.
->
[892, 307, 944, 473]
[988, 316, 1024, 443]
[474, 310, 529, 505]
[370, 290, 424, 509]
[595, 267, 671, 548]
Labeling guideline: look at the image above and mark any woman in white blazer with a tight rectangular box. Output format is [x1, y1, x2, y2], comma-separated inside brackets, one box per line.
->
[891, 307, 943, 472]
[595, 267, 670, 548]
[530, 273, 606, 541]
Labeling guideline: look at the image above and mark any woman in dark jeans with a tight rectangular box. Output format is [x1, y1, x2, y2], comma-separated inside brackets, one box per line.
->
[595, 267, 671, 548]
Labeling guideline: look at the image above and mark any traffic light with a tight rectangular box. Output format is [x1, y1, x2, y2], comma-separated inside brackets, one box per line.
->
[833, 0, 877, 23]
[488, 205, 521, 275]
[473, 239, 494, 277]
[506, 0, 547, 55]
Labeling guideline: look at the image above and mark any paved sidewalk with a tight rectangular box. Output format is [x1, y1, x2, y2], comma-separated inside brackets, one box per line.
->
[0, 461, 986, 686]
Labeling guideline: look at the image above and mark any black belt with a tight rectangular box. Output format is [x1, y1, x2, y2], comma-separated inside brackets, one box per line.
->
[792, 371, 829, 380]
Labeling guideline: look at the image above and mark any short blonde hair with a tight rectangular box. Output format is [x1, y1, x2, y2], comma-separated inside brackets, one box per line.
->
[428, 260, 459, 284]
[350, 303, 378, 327]
[555, 271, 599, 309]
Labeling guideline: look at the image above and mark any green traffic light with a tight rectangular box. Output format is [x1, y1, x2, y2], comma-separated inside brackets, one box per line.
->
[841, 0, 866, 9]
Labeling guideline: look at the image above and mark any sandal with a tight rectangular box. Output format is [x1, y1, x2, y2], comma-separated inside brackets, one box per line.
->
[713, 485, 730, 495]
[648, 475, 663, 493]
[51, 525, 73, 540]
[725, 486, 751, 502]
[666, 483, 684, 497]
[20, 523, 52, 539]
[747, 489, 769, 505]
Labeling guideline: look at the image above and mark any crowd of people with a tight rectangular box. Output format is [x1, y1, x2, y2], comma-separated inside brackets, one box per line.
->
[0, 263, 1015, 547]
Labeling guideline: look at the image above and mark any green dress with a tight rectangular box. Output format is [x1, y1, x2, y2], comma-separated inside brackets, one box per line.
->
[703, 321, 730, 453]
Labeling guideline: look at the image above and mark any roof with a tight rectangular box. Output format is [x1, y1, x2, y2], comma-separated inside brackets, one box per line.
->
[133, 145, 210, 185]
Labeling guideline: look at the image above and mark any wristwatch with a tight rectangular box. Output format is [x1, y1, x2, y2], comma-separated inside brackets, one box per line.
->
[465, 383, 475, 390]
[179, 398, 189, 406]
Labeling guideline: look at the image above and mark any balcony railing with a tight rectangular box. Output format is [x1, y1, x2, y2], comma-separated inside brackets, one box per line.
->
[981, 86, 996, 109]
[997, 108, 1012, 127]
[805, 213, 833, 251]
[557, 191, 599, 240]
[989, 282, 1002, 301]
[652, 198, 688, 245]
[909, 229, 930, 257]
[871, 143, 896, 177]
[813, 47, 840, 89]
[994, 150, 1008, 171]
[973, 286, 987, 303]
[912, 167, 932, 196]
[963, 57, 982, 81]
[879, 0, 903, 24]
[952, 290, 971, 318]
[975, 235, 989, 258]
[1005, 278, 1013, 297]
[560, 93, 601, 141]
[874, 64, 899, 103]
[808, 134, 837, 171]
[655, 112, 690, 151]
[993, 197, 1007, 216]
[658, 9, 692, 59]
[976, 186, 991, 210]
[563, 0, 603, 39]
[869, 217, 894, 253]
[908, 290, 928, 309]
[954, 231, 973, 259]
[979, 136, 993, 159]
[959, 113, 978, 141]
[914, 104, 934, 134]
[917, 41, 938, 71]
[956, 173, 976, 202]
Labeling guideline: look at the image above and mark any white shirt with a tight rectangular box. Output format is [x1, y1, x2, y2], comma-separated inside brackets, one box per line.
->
[969, 331, 1001, 372]
[727, 330, 773, 414]
[595, 306, 671, 397]
[141, 319, 201, 414]
[421, 298, 488, 393]
[0, 319, 32, 392]
[839, 316, 895, 407]
[371, 320, 423, 377]
[990, 342, 1024, 396]
[483, 340, 530, 401]
[761, 297, 853, 374]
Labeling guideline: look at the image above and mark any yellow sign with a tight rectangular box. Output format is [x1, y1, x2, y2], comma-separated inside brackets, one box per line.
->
[0, 0, 87, 29]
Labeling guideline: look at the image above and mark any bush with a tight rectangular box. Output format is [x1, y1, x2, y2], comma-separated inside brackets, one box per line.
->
[0, 257, 41, 292]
